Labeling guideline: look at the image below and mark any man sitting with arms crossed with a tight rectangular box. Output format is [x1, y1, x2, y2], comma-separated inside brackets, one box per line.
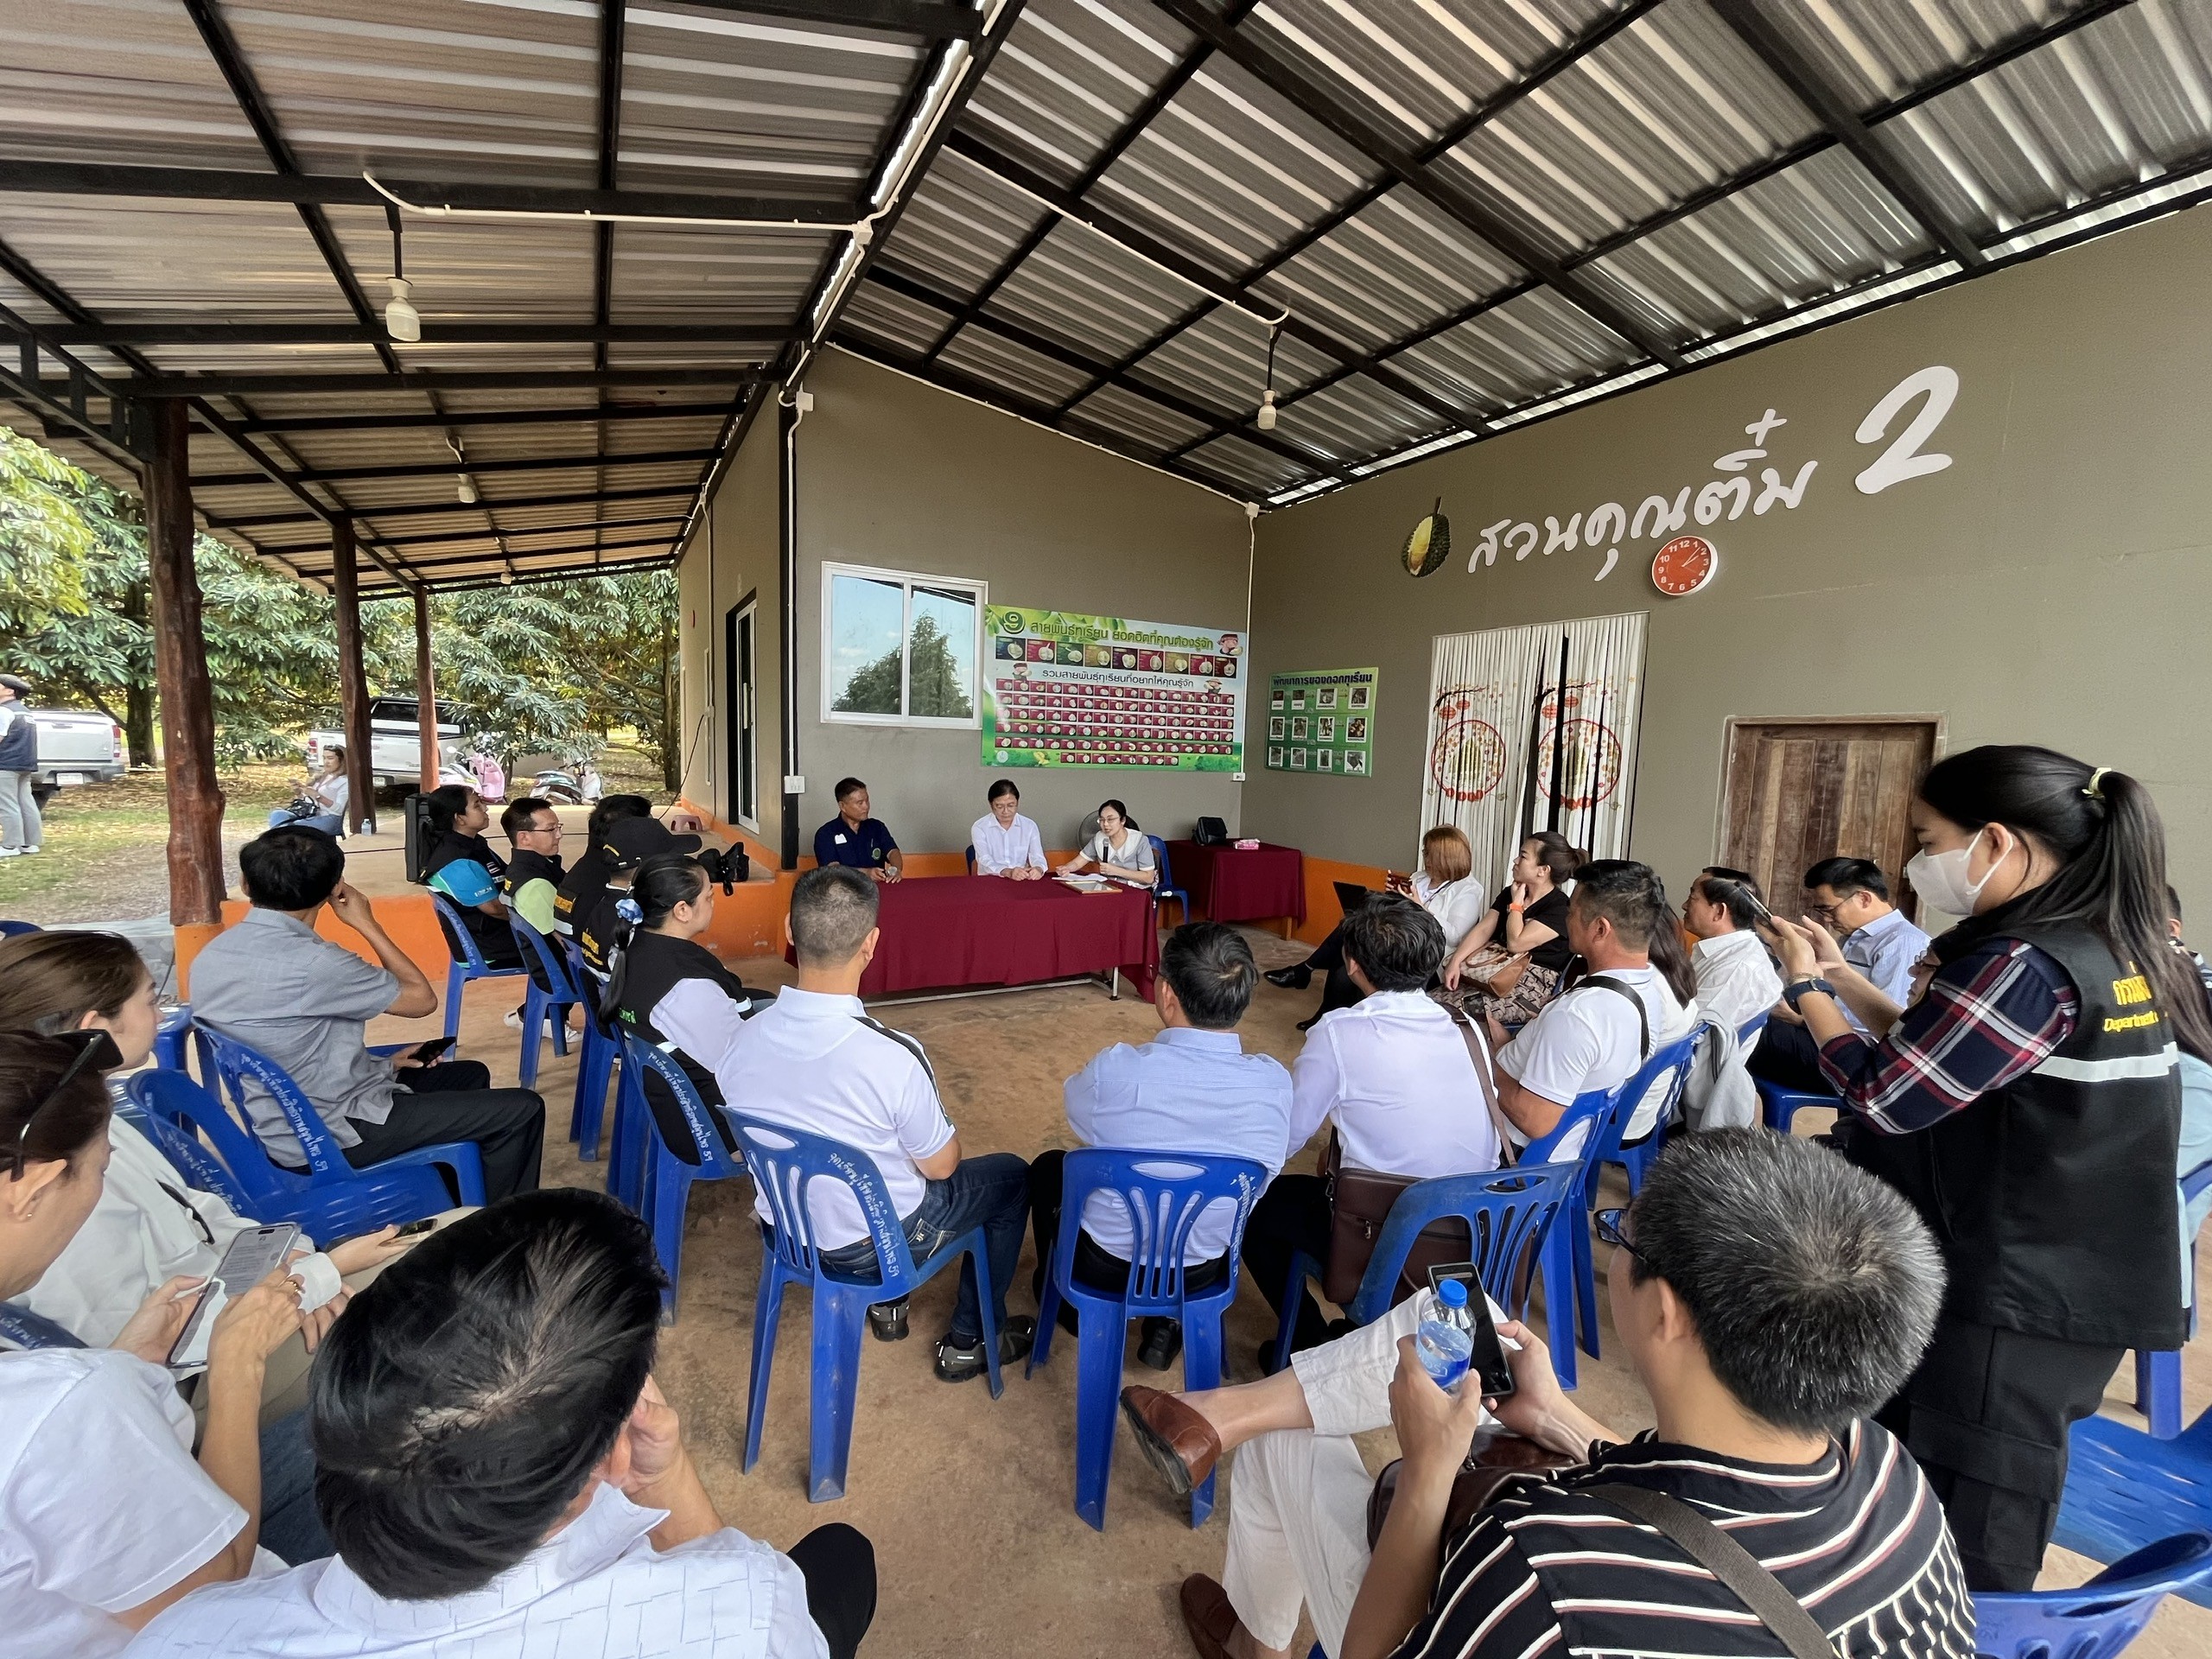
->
[190, 827, 546, 1203]
[1751, 856, 1929, 1092]
[1030, 921, 1293, 1372]
[1491, 859, 1699, 1149]
[721, 866, 1035, 1381]
[1122, 1129, 1970, 1659]
[813, 777, 903, 883]
[126, 1190, 876, 1659]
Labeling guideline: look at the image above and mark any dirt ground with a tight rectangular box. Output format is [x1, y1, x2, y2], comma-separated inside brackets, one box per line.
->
[341, 930, 2209, 1659]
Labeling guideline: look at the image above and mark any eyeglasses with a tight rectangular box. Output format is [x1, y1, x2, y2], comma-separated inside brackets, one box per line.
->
[1593, 1207, 1649, 1268]
[8, 1027, 121, 1179]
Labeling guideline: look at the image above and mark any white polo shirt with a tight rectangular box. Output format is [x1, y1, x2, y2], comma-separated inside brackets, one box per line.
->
[3, 1349, 257, 1659]
[1288, 989, 1500, 1177]
[969, 811, 1046, 874]
[124, 1482, 827, 1659]
[714, 987, 955, 1249]
[1497, 966, 1695, 1141]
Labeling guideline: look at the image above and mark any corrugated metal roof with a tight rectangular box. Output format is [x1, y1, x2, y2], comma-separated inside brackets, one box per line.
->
[4, 0, 2211, 558]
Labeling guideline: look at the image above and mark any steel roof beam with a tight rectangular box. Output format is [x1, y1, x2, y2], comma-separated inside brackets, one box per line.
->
[357, 513, 693, 550]
[1148, 0, 1682, 370]
[124, 367, 765, 397]
[221, 399, 739, 435]
[350, 482, 699, 523]
[293, 531, 680, 577]
[0, 159, 861, 226]
[46, 321, 786, 347]
[1706, 0, 1984, 268]
[276, 446, 721, 485]
[669, 0, 981, 41]
[363, 550, 678, 598]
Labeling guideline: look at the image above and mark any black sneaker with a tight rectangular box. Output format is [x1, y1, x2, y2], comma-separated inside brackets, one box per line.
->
[867, 1299, 909, 1342]
[934, 1315, 1037, 1382]
[1263, 963, 1313, 990]
[1137, 1317, 1183, 1371]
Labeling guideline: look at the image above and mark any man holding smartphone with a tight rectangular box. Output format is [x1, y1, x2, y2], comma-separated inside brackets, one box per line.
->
[192, 828, 546, 1203]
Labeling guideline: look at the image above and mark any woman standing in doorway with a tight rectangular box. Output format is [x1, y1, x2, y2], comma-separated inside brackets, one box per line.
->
[1768, 745, 2210, 1592]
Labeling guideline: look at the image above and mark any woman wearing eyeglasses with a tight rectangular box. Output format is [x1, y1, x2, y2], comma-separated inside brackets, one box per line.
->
[0, 1027, 315, 1656]
[0, 932, 415, 1418]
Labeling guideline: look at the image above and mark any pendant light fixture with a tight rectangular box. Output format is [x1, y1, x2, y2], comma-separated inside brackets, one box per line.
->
[1255, 322, 1281, 431]
[384, 203, 422, 343]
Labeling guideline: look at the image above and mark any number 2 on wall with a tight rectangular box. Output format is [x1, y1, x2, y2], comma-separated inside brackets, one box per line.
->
[1853, 365, 1959, 495]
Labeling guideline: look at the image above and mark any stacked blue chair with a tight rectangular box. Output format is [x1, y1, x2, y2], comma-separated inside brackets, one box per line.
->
[620, 1035, 748, 1318]
[1149, 835, 1191, 927]
[1267, 1149, 1592, 1389]
[1755, 1076, 1840, 1135]
[1029, 1148, 1267, 1529]
[192, 1026, 485, 1229]
[565, 935, 622, 1163]
[505, 910, 578, 1088]
[2136, 1155, 2212, 1439]
[729, 1110, 1007, 1502]
[429, 893, 528, 1046]
[1569, 1030, 1700, 1360]
[1975, 1531, 2212, 1654]
[130, 1065, 474, 1237]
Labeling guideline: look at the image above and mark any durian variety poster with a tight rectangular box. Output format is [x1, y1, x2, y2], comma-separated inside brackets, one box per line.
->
[1266, 667, 1377, 778]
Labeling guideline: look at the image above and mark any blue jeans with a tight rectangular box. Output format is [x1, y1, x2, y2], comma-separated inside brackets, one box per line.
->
[817, 1152, 1031, 1344]
[258, 1408, 333, 1564]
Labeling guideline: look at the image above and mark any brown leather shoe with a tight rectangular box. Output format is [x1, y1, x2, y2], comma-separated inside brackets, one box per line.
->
[1122, 1384, 1222, 1499]
[1179, 1574, 1247, 1659]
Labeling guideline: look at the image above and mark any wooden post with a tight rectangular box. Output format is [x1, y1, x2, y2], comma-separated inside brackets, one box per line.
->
[330, 517, 376, 835]
[414, 586, 440, 792]
[144, 399, 226, 929]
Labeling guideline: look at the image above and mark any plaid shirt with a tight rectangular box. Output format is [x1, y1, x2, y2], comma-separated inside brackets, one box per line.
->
[1815, 938, 2078, 1135]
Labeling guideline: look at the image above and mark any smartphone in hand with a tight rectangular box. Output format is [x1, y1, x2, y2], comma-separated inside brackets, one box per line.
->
[409, 1034, 456, 1065]
[168, 1223, 302, 1369]
[1427, 1262, 1516, 1398]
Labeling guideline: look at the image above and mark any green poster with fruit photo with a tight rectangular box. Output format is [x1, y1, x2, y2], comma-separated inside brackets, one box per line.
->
[1266, 667, 1376, 777]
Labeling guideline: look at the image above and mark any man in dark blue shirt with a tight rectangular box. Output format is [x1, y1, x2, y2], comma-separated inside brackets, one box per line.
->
[812, 777, 902, 882]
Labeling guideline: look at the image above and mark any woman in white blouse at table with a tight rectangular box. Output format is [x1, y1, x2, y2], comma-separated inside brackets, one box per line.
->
[1055, 798, 1157, 887]
[971, 778, 1047, 879]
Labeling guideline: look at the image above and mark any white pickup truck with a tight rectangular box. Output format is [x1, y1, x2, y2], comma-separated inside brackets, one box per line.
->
[29, 708, 128, 804]
[306, 696, 464, 788]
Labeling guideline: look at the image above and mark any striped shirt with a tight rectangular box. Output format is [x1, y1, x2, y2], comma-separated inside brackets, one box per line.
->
[1389, 1422, 1975, 1659]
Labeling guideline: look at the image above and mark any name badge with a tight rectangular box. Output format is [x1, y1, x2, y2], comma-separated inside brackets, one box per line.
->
[833, 834, 848, 844]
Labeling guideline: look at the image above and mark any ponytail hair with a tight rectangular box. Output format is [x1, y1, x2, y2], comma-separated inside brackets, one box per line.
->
[1919, 745, 2212, 1064]
[598, 854, 709, 1022]
[423, 784, 474, 836]
[1524, 830, 1582, 886]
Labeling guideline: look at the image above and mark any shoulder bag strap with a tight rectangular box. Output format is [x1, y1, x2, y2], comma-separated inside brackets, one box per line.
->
[1578, 974, 1652, 1060]
[1594, 1486, 1839, 1659]
[1443, 1003, 1517, 1168]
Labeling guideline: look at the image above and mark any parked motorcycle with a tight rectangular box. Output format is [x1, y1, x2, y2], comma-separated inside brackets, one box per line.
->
[532, 770, 585, 805]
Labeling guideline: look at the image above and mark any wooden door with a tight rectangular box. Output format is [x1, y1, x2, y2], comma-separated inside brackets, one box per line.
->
[1719, 719, 1941, 921]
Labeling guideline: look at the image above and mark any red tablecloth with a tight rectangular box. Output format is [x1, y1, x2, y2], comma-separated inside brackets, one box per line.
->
[1166, 840, 1306, 925]
[785, 876, 1159, 999]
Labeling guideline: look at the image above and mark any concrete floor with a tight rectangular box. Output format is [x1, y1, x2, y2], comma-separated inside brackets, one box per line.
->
[359, 925, 2211, 1659]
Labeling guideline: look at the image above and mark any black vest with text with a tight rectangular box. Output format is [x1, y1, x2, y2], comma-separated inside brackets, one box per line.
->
[501, 849, 568, 987]
[1850, 911, 2183, 1349]
[614, 931, 749, 1163]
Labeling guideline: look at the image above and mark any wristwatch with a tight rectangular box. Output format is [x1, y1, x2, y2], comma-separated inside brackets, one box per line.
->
[1783, 976, 1836, 1013]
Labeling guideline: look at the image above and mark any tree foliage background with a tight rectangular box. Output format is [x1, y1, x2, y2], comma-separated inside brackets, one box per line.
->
[0, 429, 680, 781]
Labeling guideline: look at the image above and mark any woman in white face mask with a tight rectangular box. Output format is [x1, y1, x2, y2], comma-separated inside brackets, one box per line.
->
[1760, 744, 2212, 1598]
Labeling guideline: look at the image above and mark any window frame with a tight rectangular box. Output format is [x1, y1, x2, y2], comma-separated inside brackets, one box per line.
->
[819, 561, 987, 729]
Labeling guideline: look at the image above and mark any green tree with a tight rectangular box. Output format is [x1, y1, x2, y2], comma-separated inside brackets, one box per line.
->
[831, 613, 971, 721]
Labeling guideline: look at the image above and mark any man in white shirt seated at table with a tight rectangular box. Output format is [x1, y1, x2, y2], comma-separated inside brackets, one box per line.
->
[721, 865, 1037, 1381]
[1029, 920, 1294, 1371]
[970, 778, 1047, 879]
[125, 1190, 876, 1659]
[1750, 856, 1929, 1092]
[1681, 865, 1783, 1047]
[1242, 893, 1503, 1363]
[1492, 860, 1699, 1150]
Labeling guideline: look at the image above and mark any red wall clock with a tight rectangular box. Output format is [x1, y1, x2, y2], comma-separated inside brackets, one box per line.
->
[1651, 535, 1717, 596]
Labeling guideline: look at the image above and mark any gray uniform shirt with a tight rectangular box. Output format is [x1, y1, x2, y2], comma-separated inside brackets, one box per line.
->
[188, 907, 401, 1162]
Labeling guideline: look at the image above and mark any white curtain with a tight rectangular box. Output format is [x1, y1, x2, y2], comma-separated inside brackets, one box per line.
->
[1419, 611, 1648, 890]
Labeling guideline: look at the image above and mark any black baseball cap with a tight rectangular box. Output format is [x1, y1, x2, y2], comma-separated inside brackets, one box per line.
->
[0, 675, 28, 695]
[603, 817, 702, 869]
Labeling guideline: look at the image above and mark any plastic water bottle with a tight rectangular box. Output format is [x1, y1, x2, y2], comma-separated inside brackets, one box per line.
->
[1414, 1279, 1476, 1395]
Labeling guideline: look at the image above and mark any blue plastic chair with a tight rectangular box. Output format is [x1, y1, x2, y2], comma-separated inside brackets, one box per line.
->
[2059, 1411, 2212, 1611]
[1571, 1030, 1700, 1360]
[1149, 835, 1190, 927]
[728, 1110, 1007, 1502]
[964, 844, 976, 874]
[1737, 1009, 1769, 1052]
[1976, 1530, 2212, 1654]
[566, 936, 621, 1163]
[0, 1300, 83, 1348]
[0, 918, 41, 938]
[1268, 1157, 1587, 1388]
[429, 893, 528, 1046]
[152, 1003, 194, 1073]
[505, 909, 577, 1088]
[1029, 1148, 1267, 1529]
[193, 1024, 486, 1220]
[1756, 1075, 1840, 1135]
[2136, 1157, 2212, 1439]
[619, 1036, 749, 1319]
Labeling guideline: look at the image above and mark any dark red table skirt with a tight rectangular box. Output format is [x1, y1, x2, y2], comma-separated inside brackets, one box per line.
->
[1166, 840, 1306, 925]
[785, 875, 1159, 999]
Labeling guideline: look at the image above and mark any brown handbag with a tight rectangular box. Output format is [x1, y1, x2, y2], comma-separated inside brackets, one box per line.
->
[1320, 1009, 1513, 1306]
[1365, 1427, 1579, 1548]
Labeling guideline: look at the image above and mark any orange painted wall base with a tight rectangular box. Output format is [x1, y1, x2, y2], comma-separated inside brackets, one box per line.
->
[176, 895, 455, 1000]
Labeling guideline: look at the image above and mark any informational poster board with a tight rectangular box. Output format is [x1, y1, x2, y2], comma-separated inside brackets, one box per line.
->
[982, 605, 1244, 771]
[1266, 667, 1377, 777]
